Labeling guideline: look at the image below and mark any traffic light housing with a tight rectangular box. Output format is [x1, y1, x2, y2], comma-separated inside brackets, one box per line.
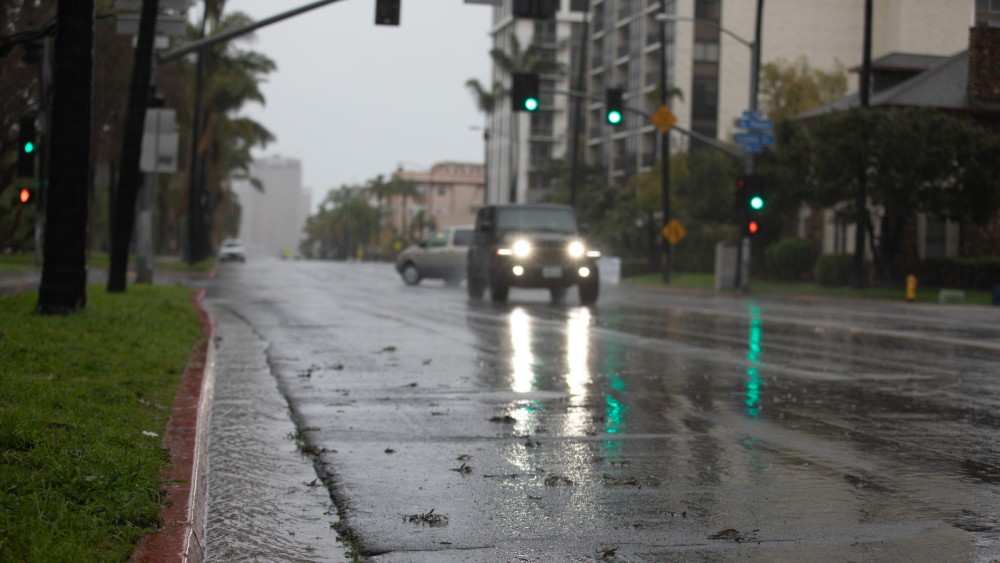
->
[512, 0, 558, 19]
[511, 73, 540, 112]
[375, 0, 400, 25]
[736, 175, 765, 236]
[605, 89, 623, 125]
[18, 116, 36, 178]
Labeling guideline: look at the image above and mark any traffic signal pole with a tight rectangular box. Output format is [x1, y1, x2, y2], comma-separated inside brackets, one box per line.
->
[568, 13, 589, 211]
[659, 0, 672, 284]
[734, 0, 764, 293]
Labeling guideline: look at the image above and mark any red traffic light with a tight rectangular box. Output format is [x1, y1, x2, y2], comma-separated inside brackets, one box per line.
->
[19, 188, 32, 204]
[748, 220, 759, 234]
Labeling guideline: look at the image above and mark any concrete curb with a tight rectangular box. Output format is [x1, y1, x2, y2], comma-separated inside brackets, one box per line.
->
[132, 289, 216, 563]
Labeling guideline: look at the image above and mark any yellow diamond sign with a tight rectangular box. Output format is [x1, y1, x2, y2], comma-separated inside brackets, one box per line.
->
[650, 105, 676, 133]
[661, 220, 686, 245]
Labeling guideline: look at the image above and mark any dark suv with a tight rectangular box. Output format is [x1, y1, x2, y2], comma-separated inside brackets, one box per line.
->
[467, 204, 600, 304]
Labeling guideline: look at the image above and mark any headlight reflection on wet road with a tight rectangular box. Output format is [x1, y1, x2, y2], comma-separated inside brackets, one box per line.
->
[563, 308, 592, 436]
[509, 307, 534, 394]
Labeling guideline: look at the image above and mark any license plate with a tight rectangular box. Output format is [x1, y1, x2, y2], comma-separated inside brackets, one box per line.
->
[542, 266, 562, 279]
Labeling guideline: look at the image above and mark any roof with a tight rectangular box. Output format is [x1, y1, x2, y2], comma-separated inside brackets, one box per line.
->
[849, 52, 949, 73]
[795, 51, 1000, 119]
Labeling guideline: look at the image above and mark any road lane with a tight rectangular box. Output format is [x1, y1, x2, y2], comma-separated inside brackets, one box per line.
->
[206, 259, 1000, 562]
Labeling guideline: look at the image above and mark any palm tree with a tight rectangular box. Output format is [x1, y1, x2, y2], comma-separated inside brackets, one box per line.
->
[389, 177, 424, 243]
[487, 35, 564, 204]
[465, 79, 504, 204]
[366, 174, 391, 255]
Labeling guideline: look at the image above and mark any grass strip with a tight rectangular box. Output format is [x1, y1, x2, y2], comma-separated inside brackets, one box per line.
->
[626, 272, 992, 306]
[0, 285, 203, 562]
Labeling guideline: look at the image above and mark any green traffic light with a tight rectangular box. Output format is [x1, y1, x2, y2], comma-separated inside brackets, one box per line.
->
[750, 196, 764, 210]
[525, 98, 538, 111]
[24, 142, 35, 154]
[607, 110, 622, 124]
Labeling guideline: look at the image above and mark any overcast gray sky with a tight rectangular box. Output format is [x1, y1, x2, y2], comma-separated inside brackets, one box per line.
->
[223, 0, 493, 204]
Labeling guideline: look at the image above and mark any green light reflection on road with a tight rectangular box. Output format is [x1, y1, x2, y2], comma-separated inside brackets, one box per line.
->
[745, 307, 763, 419]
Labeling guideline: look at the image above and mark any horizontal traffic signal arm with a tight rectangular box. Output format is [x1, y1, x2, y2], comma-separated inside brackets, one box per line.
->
[511, 73, 540, 112]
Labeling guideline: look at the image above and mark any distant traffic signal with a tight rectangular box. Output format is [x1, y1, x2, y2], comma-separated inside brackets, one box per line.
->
[735, 175, 764, 211]
[375, 0, 400, 25]
[18, 188, 34, 205]
[512, 73, 540, 112]
[746, 220, 759, 235]
[512, 0, 558, 19]
[18, 116, 35, 178]
[605, 89, 623, 124]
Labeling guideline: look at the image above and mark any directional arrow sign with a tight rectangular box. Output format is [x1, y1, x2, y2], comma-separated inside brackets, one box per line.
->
[732, 133, 775, 146]
[733, 118, 773, 131]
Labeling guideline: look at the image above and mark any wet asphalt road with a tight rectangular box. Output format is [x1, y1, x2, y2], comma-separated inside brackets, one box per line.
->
[204, 259, 1000, 562]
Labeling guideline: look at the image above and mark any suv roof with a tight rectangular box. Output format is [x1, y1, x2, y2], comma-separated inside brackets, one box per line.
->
[488, 203, 574, 211]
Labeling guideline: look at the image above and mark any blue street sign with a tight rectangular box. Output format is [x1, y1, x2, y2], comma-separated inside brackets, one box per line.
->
[733, 118, 773, 131]
[732, 133, 775, 146]
[740, 144, 763, 154]
[741, 110, 765, 120]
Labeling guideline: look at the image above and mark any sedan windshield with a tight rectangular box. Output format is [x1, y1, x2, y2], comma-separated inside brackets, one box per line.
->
[497, 208, 576, 234]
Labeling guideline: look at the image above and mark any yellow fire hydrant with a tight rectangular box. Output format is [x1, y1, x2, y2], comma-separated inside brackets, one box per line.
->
[906, 274, 917, 302]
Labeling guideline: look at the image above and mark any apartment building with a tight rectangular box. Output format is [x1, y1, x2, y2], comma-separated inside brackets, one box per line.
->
[231, 156, 312, 259]
[387, 161, 485, 239]
[584, 0, 972, 187]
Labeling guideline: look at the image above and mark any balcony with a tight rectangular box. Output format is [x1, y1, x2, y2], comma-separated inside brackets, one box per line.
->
[591, 54, 604, 69]
[614, 153, 637, 172]
[646, 31, 660, 46]
[617, 1, 633, 21]
[617, 43, 630, 58]
[646, 71, 661, 86]
[590, 126, 603, 138]
[642, 152, 656, 167]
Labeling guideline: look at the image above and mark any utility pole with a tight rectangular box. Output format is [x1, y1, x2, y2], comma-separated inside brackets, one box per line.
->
[33, 37, 51, 269]
[568, 3, 589, 210]
[36, 0, 94, 314]
[852, 0, 873, 289]
[108, 0, 160, 292]
[187, 1, 209, 266]
[659, 0, 672, 284]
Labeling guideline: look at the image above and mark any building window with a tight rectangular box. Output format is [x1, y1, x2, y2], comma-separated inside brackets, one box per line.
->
[530, 142, 552, 167]
[691, 77, 718, 120]
[534, 20, 557, 44]
[925, 217, 946, 257]
[539, 79, 555, 106]
[437, 185, 446, 196]
[834, 215, 847, 254]
[436, 205, 446, 215]
[531, 111, 554, 136]
[693, 41, 719, 62]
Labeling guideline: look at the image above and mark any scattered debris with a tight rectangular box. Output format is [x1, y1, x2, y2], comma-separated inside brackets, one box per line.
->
[141, 431, 158, 437]
[422, 359, 432, 365]
[451, 463, 473, 474]
[431, 412, 445, 416]
[591, 415, 607, 422]
[707, 529, 759, 542]
[596, 547, 617, 557]
[137, 397, 167, 409]
[523, 440, 541, 448]
[302, 426, 321, 432]
[610, 460, 630, 467]
[400, 509, 448, 524]
[384, 448, 396, 454]
[483, 473, 519, 480]
[528, 495, 542, 500]
[405, 382, 418, 387]
[592, 456, 606, 463]
[328, 363, 344, 370]
[603, 474, 638, 485]
[456, 454, 473, 461]
[382, 346, 397, 352]
[306, 478, 321, 487]
[663, 510, 686, 517]
[439, 541, 452, 545]
[488, 415, 517, 423]
[544, 475, 573, 486]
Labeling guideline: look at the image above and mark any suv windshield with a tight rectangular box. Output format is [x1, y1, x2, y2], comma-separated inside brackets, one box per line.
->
[497, 208, 576, 234]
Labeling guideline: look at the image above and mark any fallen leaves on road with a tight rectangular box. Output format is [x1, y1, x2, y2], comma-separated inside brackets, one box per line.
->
[488, 415, 517, 423]
[603, 474, 638, 485]
[708, 528, 759, 542]
[528, 495, 542, 500]
[431, 412, 445, 416]
[450, 463, 472, 474]
[523, 440, 541, 448]
[422, 359, 432, 365]
[384, 448, 396, 454]
[610, 460, 630, 467]
[544, 475, 573, 486]
[305, 478, 321, 487]
[456, 454, 473, 460]
[400, 509, 448, 525]
[596, 547, 617, 557]
[327, 363, 344, 370]
[381, 346, 397, 352]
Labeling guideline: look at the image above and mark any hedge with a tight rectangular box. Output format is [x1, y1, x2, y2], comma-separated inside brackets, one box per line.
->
[815, 254, 853, 287]
[920, 257, 1000, 290]
[764, 238, 815, 281]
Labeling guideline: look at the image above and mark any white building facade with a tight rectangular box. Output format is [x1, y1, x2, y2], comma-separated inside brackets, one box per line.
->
[232, 156, 312, 259]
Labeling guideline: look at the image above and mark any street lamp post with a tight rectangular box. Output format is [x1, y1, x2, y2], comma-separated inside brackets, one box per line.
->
[658, 0, 672, 284]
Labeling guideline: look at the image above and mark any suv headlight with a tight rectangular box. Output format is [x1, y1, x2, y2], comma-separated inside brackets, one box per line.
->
[568, 241, 585, 258]
[513, 240, 531, 257]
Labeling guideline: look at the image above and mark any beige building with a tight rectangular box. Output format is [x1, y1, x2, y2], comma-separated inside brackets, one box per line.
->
[387, 162, 485, 239]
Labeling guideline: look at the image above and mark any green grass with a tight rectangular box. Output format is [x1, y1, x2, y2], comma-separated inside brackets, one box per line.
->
[0, 285, 203, 562]
[0, 253, 214, 274]
[626, 272, 993, 306]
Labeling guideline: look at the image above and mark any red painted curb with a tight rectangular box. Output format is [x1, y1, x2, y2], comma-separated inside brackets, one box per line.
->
[132, 289, 216, 563]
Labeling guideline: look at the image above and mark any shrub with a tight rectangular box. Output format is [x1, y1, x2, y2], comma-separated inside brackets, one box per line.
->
[920, 257, 1000, 290]
[764, 238, 815, 281]
[814, 254, 853, 287]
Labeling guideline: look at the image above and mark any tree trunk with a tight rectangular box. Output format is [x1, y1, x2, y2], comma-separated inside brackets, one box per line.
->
[36, 0, 95, 313]
[108, 0, 160, 292]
